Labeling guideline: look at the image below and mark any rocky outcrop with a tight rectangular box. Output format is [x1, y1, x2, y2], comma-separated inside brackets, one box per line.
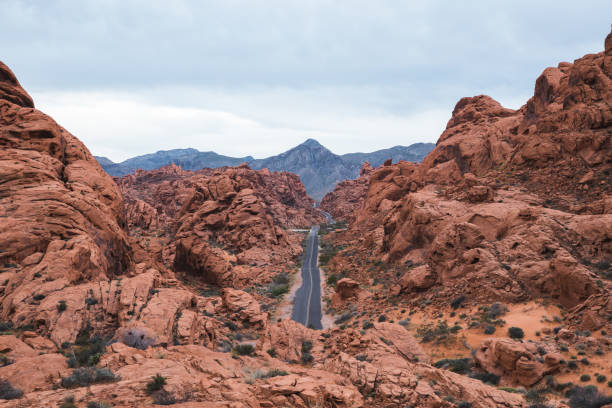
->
[320, 162, 374, 223]
[119, 163, 325, 287]
[324, 31, 612, 325]
[0, 61, 133, 338]
[474, 338, 563, 387]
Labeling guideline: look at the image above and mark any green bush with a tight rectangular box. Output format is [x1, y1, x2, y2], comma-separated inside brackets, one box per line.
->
[580, 374, 591, 382]
[146, 374, 167, 394]
[434, 358, 473, 374]
[61, 367, 119, 388]
[270, 284, 289, 298]
[470, 372, 500, 385]
[301, 352, 314, 364]
[567, 385, 612, 408]
[152, 389, 176, 405]
[508, 327, 524, 339]
[57, 300, 67, 312]
[0, 379, 22, 400]
[233, 344, 254, 356]
[362, 320, 373, 330]
[484, 325, 496, 335]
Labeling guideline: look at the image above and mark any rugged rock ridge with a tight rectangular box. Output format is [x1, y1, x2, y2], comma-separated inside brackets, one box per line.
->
[97, 139, 435, 201]
[343, 30, 608, 298]
[0, 61, 134, 336]
[323, 31, 612, 344]
[320, 161, 374, 223]
[118, 162, 325, 287]
[0, 61, 532, 407]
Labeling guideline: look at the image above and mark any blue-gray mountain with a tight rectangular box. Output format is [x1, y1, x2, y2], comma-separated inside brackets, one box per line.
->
[95, 139, 434, 201]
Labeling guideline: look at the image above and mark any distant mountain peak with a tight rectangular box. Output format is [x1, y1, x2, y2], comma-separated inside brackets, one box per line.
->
[96, 141, 435, 201]
[299, 138, 324, 148]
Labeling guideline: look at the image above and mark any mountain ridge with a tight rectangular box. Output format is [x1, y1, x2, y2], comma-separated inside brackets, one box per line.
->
[96, 139, 435, 200]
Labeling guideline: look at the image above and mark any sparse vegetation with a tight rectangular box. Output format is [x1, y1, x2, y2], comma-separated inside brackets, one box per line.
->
[268, 272, 290, 298]
[146, 374, 167, 394]
[59, 395, 77, 408]
[57, 300, 67, 312]
[87, 402, 111, 408]
[567, 385, 612, 408]
[0, 379, 22, 400]
[416, 320, 461, 344]
[61, 367, 119, 388]
[508, 327, 524, 339]
[450, 295, 466, 309]
[434, 358, 473, 374]
[233, 344, 255, 356]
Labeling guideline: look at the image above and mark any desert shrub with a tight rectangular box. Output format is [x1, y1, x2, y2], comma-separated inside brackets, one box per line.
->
[57, 300, 67, 312]
[508, 327, 524, 339]
[59, 395, 77, 408]
[450, 295, 466, 309]
[263, 369, 288, 378]
[120, 327, 156, 350]
[334, 312, 354, 325]
[301, 352, 314, 364]
[434, 358, 473, 374]
[0, 322, 12, 332]
[326, 274, 338, 286]
[301, 340, 313, 353]
[362, 320, 373, 330]
[567, 385, 612, 408]
[484, 325, 496, 335]
[580, 374, 591, 382]
[233, 344, 254, 356]
[146, 374, 167, 394]
[525, 387, 547, 404]
[597, 375, 607, 383]
[568, 361, 578, 370]
[0, 355, 14, 367]
[270, 284, 288, 298]
[356, 354, 367, 362]
[266, 348, 276, 357]
[152, 389, 176, 405]
[378, 314, 387, 322]
[416, 321, 460, 344]
[61, 367, 119, 388]
[32, 294, 45, 301]
[398, 319, 410, 327]
[87, 402, 110, 408]
[85, 297, 98, 306]
[457, 402, 472, 408]
[470, 372, 500, 385]
[0, 379, 22, 400]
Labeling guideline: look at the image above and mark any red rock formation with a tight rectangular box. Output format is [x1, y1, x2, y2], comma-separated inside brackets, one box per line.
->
[323, 30, 612, 336]
[0, 61, 133, 335]
[320, 161, 374, 223]
[118, 163, 325, 286]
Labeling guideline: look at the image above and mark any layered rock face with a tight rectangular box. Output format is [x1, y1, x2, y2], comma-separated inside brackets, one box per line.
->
[320, 161, 374, 223]
[324, 31, 612, 326]
[0, 61, 133, 337]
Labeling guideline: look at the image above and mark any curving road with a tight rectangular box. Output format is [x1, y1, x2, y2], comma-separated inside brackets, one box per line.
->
[291, 226, 323, 329]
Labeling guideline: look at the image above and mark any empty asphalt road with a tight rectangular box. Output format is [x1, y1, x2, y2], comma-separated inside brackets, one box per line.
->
[291, 226, 323, 329]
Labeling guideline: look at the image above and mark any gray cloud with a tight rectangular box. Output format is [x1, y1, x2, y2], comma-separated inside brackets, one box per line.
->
[1, 1, 610, 160]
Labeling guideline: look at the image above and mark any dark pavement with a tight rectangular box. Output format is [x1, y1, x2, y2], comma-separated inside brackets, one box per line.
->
[291, 226, 323, 329]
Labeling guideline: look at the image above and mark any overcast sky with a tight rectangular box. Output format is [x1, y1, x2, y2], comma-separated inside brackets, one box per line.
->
[1, 1, 610, 162]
